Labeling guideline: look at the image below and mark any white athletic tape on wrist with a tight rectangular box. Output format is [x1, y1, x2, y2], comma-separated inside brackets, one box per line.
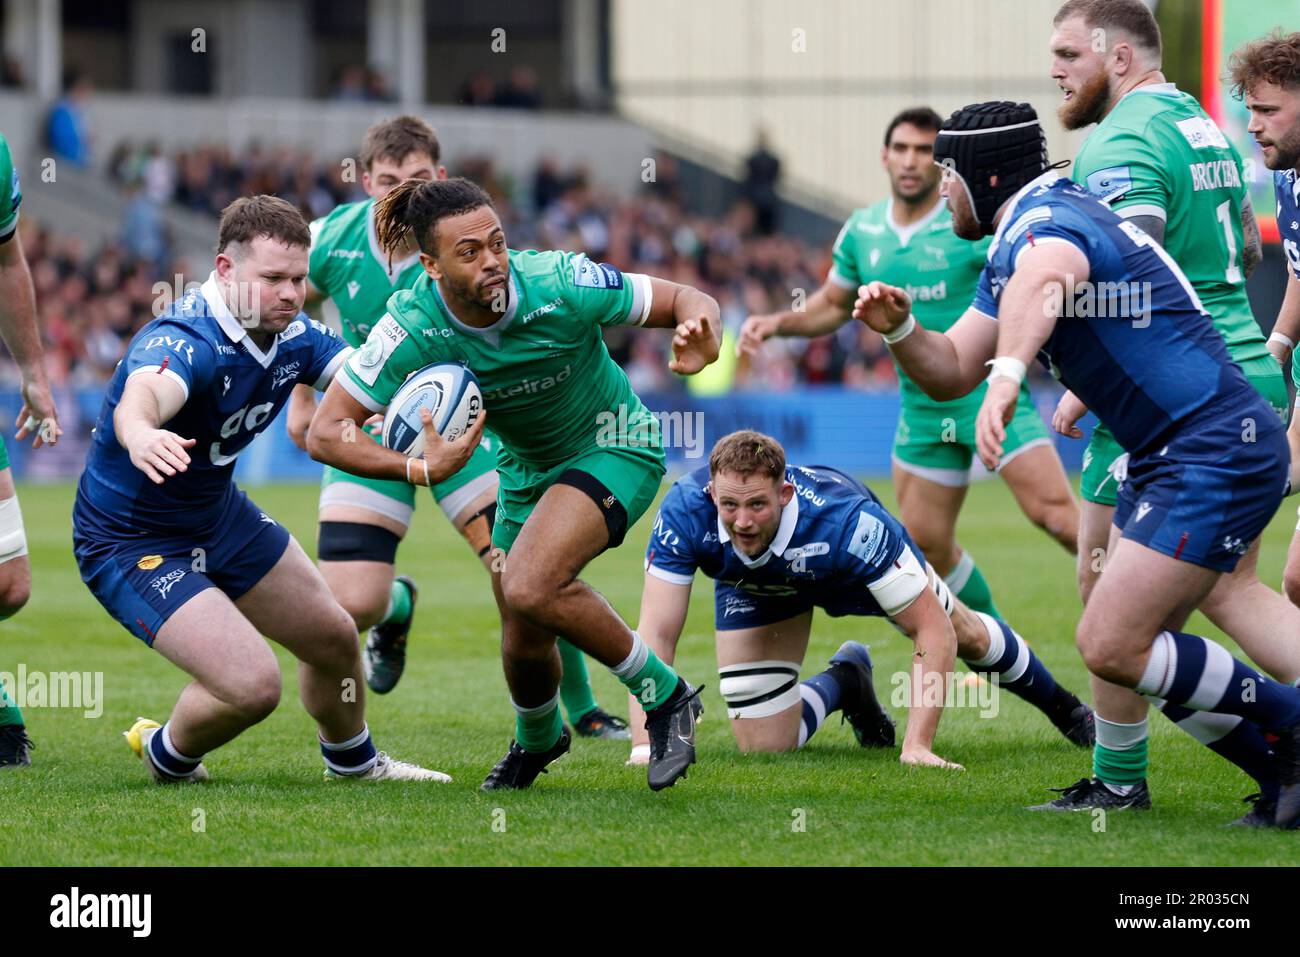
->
[869, 547, 929, 618]
[0, 496, 28, 564]
[985, 356, 1027, 386]
[882, 314, 917, 345]
[626, 744, 651, 765]
[718, 660, 801, 719]
[1270, 331, 1295, 351]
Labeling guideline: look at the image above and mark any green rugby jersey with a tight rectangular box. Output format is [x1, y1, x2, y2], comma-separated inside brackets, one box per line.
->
[308, 199, 426, 348]
[0, 133, 22, 242]
[1072, 83, 1268, 364]
[339, 249, 661, 468]
[828, 198, 991, 409]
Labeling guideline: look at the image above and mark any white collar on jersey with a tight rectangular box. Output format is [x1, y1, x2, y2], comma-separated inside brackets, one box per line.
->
[200, 272, 278, 368]
[988, 170, 1062, 259]
[717, 490, 800, 570]
[885, 194, 947, 247]
[431, 270, 522, 349]
[1120, 81, 1179, 101]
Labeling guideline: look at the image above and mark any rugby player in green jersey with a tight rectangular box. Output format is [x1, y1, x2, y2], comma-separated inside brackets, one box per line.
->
[307, 177, 719, 791]
[1034, 0, 1300, 819]
[738, 108, 1079, 614]
[287, 117, 628, 741]
[0, 131, 61, 768]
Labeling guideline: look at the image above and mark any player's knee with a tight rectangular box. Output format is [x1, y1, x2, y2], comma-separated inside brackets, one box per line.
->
[1075, 620, 1126, 680]
[231, 668, 282, 722]
[340, 589, 388, 632]
[500, 563, 557, 621]
[910, 528, 957, 573]
[0, 573, 31, 618]
[1031, 498, 1079, 547]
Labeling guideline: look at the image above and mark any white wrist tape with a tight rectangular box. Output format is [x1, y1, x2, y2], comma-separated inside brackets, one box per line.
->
[405, 458, 431, 487]
[882, 314, 917, 345]
[986, 356, 1027, 386]
[1270, 331, 1295, 350]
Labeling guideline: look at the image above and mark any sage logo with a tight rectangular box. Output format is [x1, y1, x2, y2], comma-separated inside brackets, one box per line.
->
[50, 887, 152, 937]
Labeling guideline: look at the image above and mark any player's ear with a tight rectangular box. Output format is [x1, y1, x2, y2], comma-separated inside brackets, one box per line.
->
[436, 166, 448, 181]
[880, 145, 889, 169]
[420, 251, 441, 281]
[779, 481, 795, 507]
[214, 251, 235, 281]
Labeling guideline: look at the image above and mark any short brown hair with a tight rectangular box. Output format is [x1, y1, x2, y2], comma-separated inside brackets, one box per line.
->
[884, 107, 944, 147]
[1229, 30, 1300, 99]
[361, 114, 441, 170]
[708, 430, 786, 483]
[1054, 0, 1161, 59]
[216, 195, 310, 254]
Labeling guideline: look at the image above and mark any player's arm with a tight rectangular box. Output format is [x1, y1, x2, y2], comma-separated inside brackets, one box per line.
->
[640, 276, 721, 374]
[737, 280, 854, 355]
[1268, 273, 1300, 368]
[0, 232, 59, 447]
[889, 585, 962, 769]
[1241, 194, 1263, 279]
[853, 281, 997, 400]
[113, 373, 195, 485]
[628, 572, 694, 763]
[286, 384, 317, 451]
[974, 241, 1088, 469]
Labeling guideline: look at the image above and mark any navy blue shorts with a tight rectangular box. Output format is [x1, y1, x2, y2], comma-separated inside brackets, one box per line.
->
[1114, 410, 1288, 572]
[73, 488, 291, 646]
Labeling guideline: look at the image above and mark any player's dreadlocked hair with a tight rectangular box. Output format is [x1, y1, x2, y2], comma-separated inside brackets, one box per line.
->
[709, 430, 787, 484]
[373, 177, 495, 262]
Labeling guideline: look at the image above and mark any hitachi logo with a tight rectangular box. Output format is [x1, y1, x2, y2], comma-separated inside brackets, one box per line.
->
[905, 279, 946, 302]
[1189, 160, 1242, 192]
[483, 364, 572, 401]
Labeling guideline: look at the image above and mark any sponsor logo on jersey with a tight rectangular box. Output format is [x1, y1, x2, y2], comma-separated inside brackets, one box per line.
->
[1135, 502, 1152, 522]
[857, 222, 885, 235]
[571, 256, 624, 290]
[136, 554, 164, 571]
[222, 375, 231, 395]
[783, 542, 829, 561]
[351, 315, 407, 386]
[1222, 535, 1248, 555]
[482, 364, 572, 401]
[905, 279, 947, 302]
[652, 514, 680, 550]
[151, 568, 186, 599]
[523, 297, 563, 322]
[722, 595, 756, 617]
[143, 335, 195, 364]
[1175, 115, 1229, 151]
[869, 248, 881, 268]
[790, 478, 826, 508]
[422, 327, 454, 338]
[1188, 159, 1242, 193]
[216, 344, 237, 355]
[347, 280, 361, 299]
[1086, 165, 1134, 203]
[271, 361, 301, 389]
[279, 320, 306, 342]
[328, 249, 366, 260]
[847, 510, 888, 564]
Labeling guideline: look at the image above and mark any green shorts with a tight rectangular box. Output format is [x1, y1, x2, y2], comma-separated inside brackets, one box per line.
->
[319, 429, 499, 527]
[0, 434, 9, 471]
[892, 385, 1052, 487]
[1081, 355, 1287, 506]
[492, 443, 666, 555]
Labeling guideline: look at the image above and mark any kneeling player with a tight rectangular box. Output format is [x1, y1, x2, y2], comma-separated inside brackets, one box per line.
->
[627, 430, 1094, 767]
[73, 196, 445, 783]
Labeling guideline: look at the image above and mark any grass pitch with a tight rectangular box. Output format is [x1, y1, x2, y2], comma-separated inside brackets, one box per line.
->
[3, 477, 1297, 866]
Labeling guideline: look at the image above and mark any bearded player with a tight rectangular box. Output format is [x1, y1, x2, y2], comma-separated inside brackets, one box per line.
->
[0, 130, 61, 768]
[626, 429, 1093, 768]
[1040, 0, 1300, 818]
[73, 196, 444, 783]
[287, 116, 626, 740]
[739, 108, 1078, 622]
[856, 101, 1300, 827]
[308, 177, 718, 791]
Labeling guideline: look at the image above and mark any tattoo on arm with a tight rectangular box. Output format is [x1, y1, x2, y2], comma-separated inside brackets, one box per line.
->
[1241, 197, 1263, 279]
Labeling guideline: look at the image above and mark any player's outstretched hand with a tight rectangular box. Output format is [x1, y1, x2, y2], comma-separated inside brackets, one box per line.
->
[736, 314, 778, 357]
[15, 376, 60, 449]
[128, 429, 196, 485]
[852, 281, 912, 336]
[900, 747, 964, 771]
[419, 407, 487, 485]
[670, 315, 720, 375]
[1051, 390, 1089, 439]
[975, 377, 1019, 470]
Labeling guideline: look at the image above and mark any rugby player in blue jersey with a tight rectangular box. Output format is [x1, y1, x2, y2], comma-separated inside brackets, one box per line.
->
[855, 101, 1300, 826]
[73, 196, 456, 783]
[625, 430, 1094, 768]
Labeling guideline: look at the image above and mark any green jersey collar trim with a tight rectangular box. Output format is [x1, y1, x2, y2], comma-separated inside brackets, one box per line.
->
[429, 268, 521, 346]
[366, 200, 422, 282]
[885, 195, 947, 247]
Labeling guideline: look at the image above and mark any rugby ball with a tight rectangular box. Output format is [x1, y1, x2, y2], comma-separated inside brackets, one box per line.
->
[381, 362, 482, 458]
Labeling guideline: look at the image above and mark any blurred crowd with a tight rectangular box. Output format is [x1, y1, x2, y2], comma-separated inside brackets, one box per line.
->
[20, 141, 901, 392]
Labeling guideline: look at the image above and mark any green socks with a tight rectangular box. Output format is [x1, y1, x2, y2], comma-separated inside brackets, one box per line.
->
[0, 676, 23, 727]
[557, 639, 598, 723]
[609, 632, 680, 710]
[945, 550, 1002, 618]
[1093, 716, 1149, 791]
[377, 578, 413, 628]
[514, 692, 565, 753]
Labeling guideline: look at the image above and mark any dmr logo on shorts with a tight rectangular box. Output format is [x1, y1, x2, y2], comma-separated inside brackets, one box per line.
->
[50, 887, 151, 937]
